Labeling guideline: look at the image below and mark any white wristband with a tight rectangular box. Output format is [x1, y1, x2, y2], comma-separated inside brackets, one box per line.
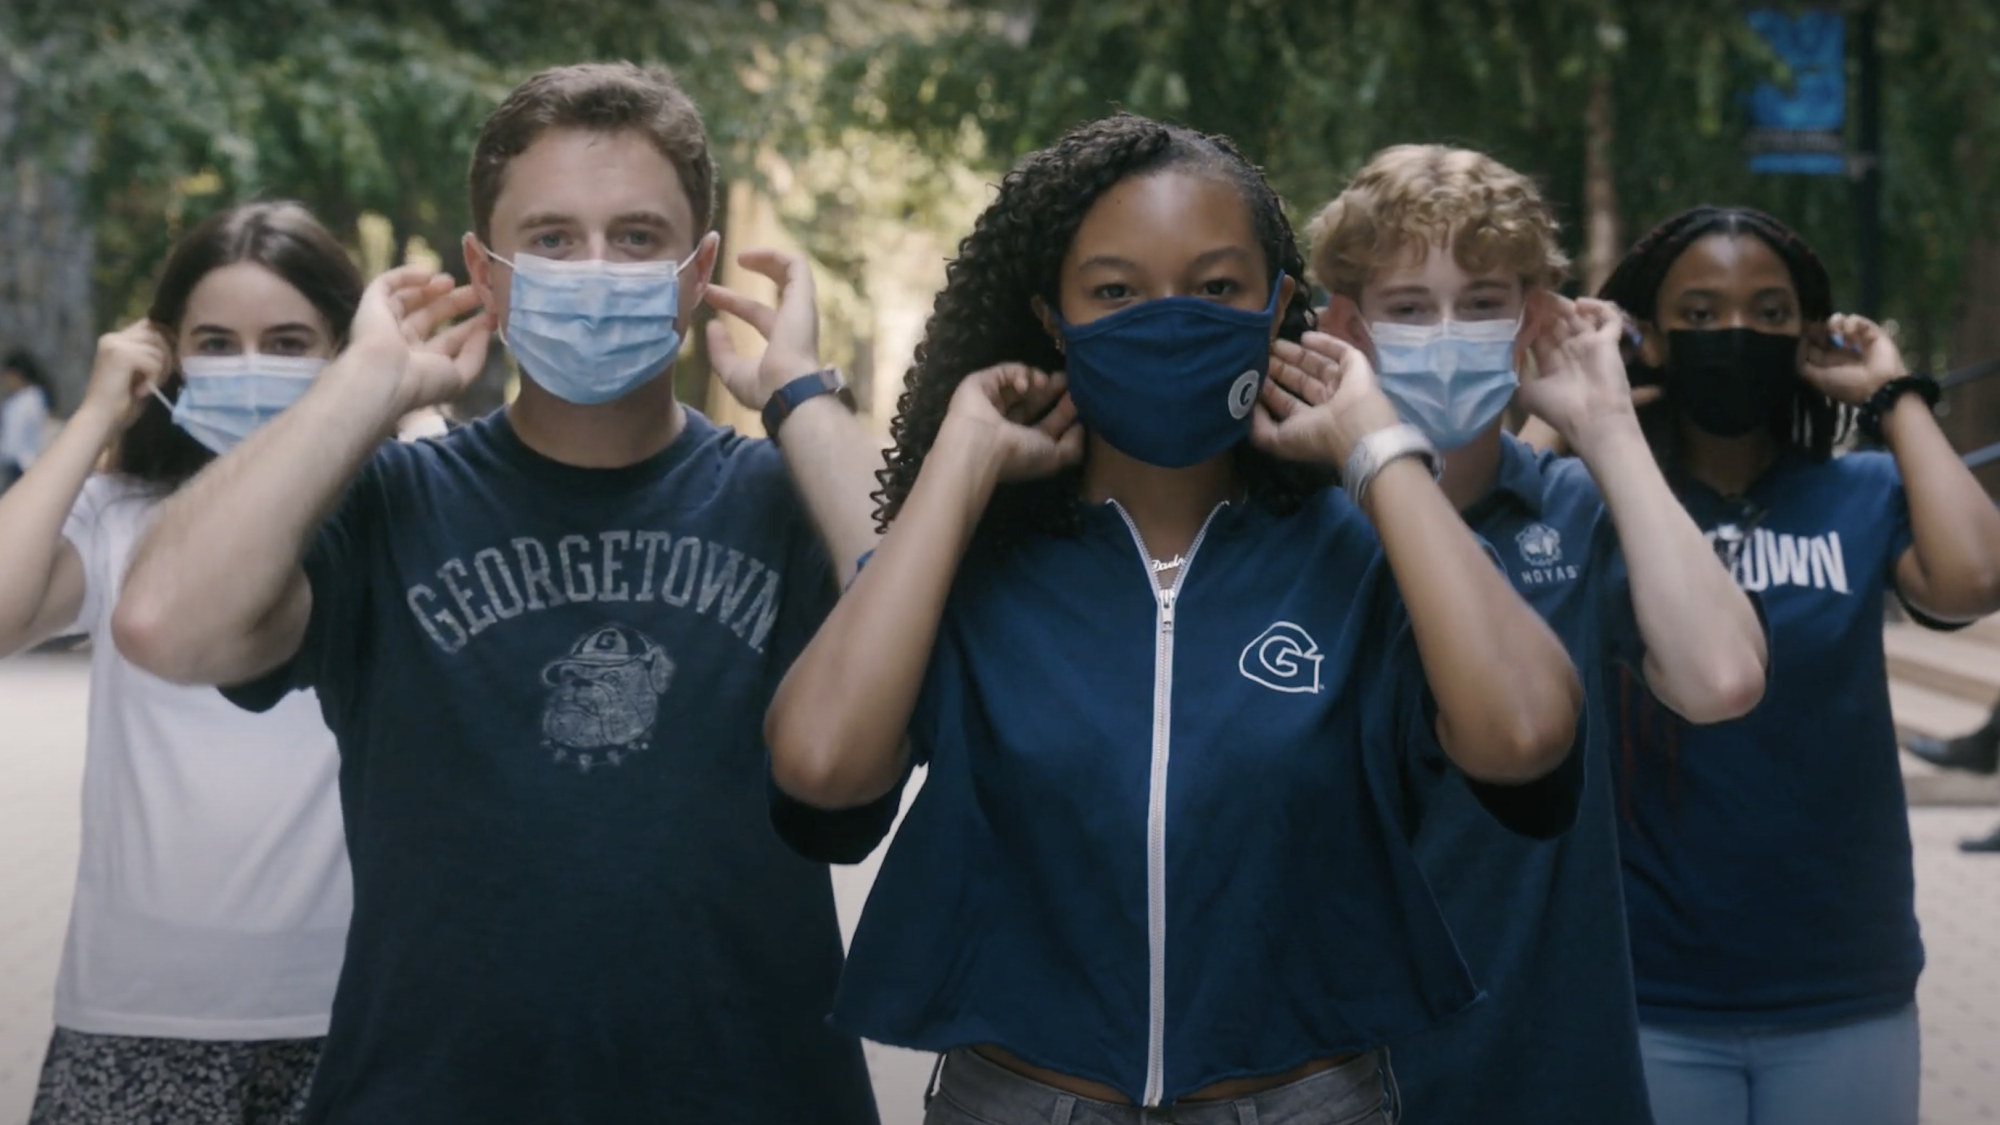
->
[1343, 424, 1441, 510]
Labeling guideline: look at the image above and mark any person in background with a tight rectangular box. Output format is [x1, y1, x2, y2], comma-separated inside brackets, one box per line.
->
[2, 348, 54, 487]
[1902, 709, 2000, 852]
[767, 112, 1584, 1123]
[1599, 205, 2000, 1125]
[113, 63, 884, 1124]
[0, 201, 354, 1125]
[1303, 144, 1767, 1125]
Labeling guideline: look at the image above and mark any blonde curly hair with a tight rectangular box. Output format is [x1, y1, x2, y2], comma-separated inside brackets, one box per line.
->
[1306, 145, 1569, 300]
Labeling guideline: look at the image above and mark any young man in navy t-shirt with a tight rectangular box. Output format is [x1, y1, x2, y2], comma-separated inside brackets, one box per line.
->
[115, 64, 883, 1123]
[1302, 146, 1770, 1123]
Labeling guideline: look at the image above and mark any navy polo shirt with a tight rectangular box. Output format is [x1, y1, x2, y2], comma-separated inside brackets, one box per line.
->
[1615, 448, 1921, 1026]
[1389, 434, 1653, 1124]
[775, 490, 1584, 1106]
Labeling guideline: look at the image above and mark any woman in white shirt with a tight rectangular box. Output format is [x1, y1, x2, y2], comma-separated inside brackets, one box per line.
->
[0, 201, 357, 1125]
[1, 348, 53, 487]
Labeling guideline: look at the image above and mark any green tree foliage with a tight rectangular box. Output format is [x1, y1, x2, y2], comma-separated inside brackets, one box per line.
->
[5, 0, 1996, 399]
[828, 0, 2000, 370]
[2, 0, 826, 325]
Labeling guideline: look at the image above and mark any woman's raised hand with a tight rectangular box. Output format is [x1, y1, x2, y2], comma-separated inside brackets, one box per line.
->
[943, 364, 1086, 483]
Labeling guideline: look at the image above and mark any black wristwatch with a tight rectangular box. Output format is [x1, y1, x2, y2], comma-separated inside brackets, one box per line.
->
[1857, 374, 1940, 444]
[760, 368, 846, 443]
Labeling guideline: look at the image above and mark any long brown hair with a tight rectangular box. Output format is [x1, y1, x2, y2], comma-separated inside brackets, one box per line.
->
[117, 201, 362, 490]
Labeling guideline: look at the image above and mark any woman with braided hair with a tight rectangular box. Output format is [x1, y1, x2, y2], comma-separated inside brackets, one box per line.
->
[1599, 206, 2000, 1125]
[765, 112, 1585, 1122]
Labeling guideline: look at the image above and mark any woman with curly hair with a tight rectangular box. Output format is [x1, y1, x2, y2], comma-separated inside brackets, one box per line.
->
[1600, 206, 2000, 1125]
[765, 112, 1585, 1122]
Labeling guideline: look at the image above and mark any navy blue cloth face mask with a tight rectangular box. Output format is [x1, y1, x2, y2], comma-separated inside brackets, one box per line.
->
[1054, 275, 1284, 468]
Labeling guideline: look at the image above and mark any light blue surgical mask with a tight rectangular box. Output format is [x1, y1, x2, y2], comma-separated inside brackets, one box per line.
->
[1370, 317, 1521, 450]
[152, 354, 326, 454]
[490, 247, 698, 406]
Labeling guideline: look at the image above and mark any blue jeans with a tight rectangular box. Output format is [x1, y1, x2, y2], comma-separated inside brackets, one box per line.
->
[922, 1048, 1397, 1125]
[1639, 1003, 1920, 1125]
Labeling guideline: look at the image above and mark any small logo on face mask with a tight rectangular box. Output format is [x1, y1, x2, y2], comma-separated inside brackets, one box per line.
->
[1228, 370, 1261, 420]
[1240, 621, 1323, 694]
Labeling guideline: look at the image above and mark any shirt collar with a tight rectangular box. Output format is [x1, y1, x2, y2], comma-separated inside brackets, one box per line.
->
[1464, 432, 1547, 522]
[1670, 446, 1806, 509]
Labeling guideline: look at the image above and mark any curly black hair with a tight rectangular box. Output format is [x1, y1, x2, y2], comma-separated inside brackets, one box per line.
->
[1598, 205, 1850, 480]
[875, 113, 1328, 552]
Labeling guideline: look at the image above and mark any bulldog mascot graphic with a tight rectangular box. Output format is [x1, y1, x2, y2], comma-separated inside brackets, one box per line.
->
[539, 624, 675, 771]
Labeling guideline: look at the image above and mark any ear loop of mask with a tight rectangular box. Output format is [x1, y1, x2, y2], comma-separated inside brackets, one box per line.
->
[147, 331, 188, 414]
[147, 348, 186, 418]
[146, 376, 223, 452]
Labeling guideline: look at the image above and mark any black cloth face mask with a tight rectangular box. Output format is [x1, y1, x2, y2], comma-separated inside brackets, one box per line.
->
[1662, 328, 1799, 438]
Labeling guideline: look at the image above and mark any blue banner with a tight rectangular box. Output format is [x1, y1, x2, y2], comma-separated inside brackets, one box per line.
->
[1744, 8, 1847, 175]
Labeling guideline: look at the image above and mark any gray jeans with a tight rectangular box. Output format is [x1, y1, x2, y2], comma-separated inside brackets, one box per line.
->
[922, 1047, 1398, 1125]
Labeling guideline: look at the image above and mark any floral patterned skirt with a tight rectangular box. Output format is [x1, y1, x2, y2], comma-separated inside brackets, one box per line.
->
[29, 1027, 321, 1125]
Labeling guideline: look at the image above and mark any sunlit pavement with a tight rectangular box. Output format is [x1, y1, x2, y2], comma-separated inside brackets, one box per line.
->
[4, 653, 1997, 1124]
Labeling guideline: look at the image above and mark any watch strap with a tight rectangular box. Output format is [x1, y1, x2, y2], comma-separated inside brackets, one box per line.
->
[760, 368, 845, 442]
[1343, 423, 1441, 510]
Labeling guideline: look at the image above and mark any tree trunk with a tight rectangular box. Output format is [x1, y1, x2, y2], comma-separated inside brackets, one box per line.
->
[1942, 52, 2000, 496]
[0, 56, 97, 417]
[1580, 66, 1621, 296]
[678, 176, 727, 413]
[707, 178, 771, 433]
[1946, 235, 2000, 495]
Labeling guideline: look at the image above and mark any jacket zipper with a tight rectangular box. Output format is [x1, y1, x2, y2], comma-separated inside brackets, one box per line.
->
[1110, 501, 1227, 1107]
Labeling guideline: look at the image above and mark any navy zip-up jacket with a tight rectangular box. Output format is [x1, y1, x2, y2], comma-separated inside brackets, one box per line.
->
[775, 490, 1582, 1105]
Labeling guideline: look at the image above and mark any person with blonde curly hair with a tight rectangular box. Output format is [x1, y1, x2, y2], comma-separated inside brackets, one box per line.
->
[1303, 145, 1770, 1123]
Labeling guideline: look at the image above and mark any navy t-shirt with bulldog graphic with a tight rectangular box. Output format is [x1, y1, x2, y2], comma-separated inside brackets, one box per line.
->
[224, 408, 878, 1125]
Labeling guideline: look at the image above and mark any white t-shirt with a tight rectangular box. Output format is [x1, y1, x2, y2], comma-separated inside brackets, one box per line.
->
[55, 474, 351, 1040]
[396, 408, 450, 441]
[1, 385, 49, 471]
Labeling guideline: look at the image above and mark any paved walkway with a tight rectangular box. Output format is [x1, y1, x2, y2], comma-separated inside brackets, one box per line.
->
[3, 653, 1997, 1124]
[0, 656, 86, 1125]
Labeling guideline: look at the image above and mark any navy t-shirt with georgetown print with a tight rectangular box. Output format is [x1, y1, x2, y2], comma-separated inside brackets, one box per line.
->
[223, 409, 878, 1125]
[1387, 434, 1653, 1125]
[1615, 448, 1922, 1027]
